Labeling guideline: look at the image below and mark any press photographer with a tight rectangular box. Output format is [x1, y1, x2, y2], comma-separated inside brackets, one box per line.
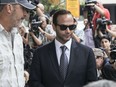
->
[29, 16, 56, 49]
[28, 9, 43, 48]
[84, 0, 97, 29]
[85, 0, 110, 33]
[96, 17, 112, 34]
[88, 0, 111, 48]
[29, 19, 42, 36]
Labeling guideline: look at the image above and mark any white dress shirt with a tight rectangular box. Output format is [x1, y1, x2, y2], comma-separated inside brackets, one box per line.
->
[55, 38, 72, 65]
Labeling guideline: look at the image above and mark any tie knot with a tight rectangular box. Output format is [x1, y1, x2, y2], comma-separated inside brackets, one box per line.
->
[60, 46, 67, 52]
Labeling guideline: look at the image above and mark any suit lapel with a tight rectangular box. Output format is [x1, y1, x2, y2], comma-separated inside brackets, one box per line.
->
[48, 40, 81, 81]
[66, 39, 80, 80]
[48, 41, 62, 81]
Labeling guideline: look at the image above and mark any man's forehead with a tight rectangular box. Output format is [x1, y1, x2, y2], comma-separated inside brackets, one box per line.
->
[58, 15, 73, 21]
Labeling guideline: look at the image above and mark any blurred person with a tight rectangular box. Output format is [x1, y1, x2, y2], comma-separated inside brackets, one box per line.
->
[83, 19, 95, 48]
[18, 24, 31, 86]
[100, 36, 116, 81]
[19, 23, 29, 45]
[72, 18, 85, 43]
[36, 3, 49, 20]
[102, 59, 116, 81]
[85, 0, 110, 32]
[99, 36, 116, 81]
[29, 9, 97, 87]
[29, 16, 56, 48]
[106, 25, 116, 38]
[92, 48, 109, 80]
[36, 3, 44, 14]
[83, 80, 116, 87]
[92, 0, 110, 32]
[38, 16, 56, 41]
[73, 18, 95, 48]
[106, 25, 116, 46]
[94, 24, 112, 48]
[85, 0, 111, 48]
[0, 0, 35, 87]
[100, 35, 111, 58]
[92, 47, 116, 81]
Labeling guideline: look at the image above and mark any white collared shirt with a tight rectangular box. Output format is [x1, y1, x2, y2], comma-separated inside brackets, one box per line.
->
[55, 38, 72, 65]
[0, 24, 25, 87]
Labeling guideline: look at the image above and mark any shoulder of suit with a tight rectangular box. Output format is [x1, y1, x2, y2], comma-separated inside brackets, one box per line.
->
[73, 39, 91, 50]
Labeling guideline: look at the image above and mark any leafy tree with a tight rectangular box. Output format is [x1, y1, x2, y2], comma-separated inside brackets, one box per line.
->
[40, 0, 65, 14]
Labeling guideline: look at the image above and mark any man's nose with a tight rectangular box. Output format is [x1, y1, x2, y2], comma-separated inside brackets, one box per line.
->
[23, 10, 29, 19]
[65, 27, 71, 32]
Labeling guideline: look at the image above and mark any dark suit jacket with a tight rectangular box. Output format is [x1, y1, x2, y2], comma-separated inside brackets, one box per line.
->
[29, 39, 97, 87]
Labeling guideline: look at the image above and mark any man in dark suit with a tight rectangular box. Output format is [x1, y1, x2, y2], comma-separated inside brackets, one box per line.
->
[29, 9, 97, 87]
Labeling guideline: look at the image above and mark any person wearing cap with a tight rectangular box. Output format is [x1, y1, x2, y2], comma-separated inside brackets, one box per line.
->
[0, 0, 35, 87]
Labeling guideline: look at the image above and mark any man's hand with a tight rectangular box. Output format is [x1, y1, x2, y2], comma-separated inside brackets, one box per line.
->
[24, 70, 29, 83]
[29, 31, 34, 36]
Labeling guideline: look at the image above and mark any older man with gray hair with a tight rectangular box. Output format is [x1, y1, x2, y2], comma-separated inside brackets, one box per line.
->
[0, 0, 35, 87]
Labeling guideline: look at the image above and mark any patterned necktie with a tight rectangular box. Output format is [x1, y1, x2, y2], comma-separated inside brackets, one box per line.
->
[60, 46, 68, 80]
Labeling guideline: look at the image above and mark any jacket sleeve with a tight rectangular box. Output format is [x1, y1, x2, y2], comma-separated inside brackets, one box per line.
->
[86, 48, 98, 82]
[29, 49, 45, 87]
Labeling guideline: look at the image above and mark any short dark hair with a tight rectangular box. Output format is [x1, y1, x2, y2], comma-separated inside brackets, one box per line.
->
[100, 35, 111, 42]
[49, 9, 57, 17]
[52, 9, 73, 26]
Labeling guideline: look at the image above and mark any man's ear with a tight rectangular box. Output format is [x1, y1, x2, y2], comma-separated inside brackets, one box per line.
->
[6, 4, 14, 14]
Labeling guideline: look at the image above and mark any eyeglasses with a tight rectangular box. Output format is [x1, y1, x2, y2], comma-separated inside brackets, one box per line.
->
[57, 24, 76, 30]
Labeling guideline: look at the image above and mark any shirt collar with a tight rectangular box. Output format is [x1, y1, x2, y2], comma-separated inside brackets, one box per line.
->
[0, 24, 5, 32]
[55, 38, 72, 51]
[0, 24, 18, 34]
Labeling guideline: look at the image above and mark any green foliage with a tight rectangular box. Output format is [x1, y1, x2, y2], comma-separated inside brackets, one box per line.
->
[40, 0, 65, 13]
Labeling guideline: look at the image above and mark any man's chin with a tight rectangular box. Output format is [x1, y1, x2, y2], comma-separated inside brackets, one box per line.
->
[65, 38, 71, 42]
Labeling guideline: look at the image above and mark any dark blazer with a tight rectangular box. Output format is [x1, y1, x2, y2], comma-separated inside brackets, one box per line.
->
[29, 39, 97, 87]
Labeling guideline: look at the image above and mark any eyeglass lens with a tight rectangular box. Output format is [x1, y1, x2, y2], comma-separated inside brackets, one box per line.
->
[57, 24, 76, 30]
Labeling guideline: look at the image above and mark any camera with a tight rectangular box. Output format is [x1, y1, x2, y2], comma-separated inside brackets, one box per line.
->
[96, 17, 112, 33]
[29, 18, 42, 38]
[29, 18, 42, 47]
[28, 0, 39, 5]
[110, 46, 116, 60]
[29, 10, 42, 34]
[30, 19, 42, 33]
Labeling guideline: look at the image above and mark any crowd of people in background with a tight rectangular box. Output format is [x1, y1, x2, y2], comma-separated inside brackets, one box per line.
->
[0, 0, 116, 87]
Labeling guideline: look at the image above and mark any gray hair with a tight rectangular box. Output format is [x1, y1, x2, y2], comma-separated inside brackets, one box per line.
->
[84, 80, 116, 87]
